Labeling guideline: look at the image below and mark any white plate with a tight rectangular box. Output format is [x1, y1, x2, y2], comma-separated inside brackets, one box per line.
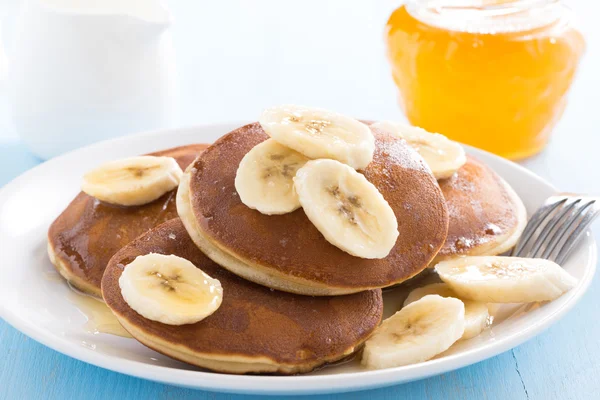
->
[0, 123, 596, 395]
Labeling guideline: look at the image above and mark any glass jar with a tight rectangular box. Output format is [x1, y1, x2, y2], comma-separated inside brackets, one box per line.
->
[385, 0, 585, 160]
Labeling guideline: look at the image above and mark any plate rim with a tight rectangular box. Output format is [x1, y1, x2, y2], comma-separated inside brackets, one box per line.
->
[0, 122, 596, 395]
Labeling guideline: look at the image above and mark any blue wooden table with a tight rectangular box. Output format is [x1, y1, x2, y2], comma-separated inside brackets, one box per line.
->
[1, 1, 600, 398]
[2, 116, 600, 400]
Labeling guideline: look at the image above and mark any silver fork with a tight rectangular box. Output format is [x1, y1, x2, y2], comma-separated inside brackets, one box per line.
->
[511, 193, 600, 264]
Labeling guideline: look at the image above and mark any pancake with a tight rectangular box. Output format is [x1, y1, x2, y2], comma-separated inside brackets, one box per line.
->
[178, 123, 449, 296]
[48, 144, 208, 297]
[101, 218, 383, 374]
[433, 156, 527, 264]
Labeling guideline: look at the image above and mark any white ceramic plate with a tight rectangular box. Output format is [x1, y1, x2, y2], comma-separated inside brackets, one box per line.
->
[0, 123, 596, 395]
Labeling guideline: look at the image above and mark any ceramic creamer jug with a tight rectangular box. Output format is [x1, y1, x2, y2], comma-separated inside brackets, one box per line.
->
[9, 0, 176, 159]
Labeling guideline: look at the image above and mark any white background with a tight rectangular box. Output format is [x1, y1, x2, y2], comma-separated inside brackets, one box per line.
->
[0, 0, 598, 189]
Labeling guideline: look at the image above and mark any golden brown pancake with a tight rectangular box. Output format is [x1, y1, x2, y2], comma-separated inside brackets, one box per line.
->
[177, 123, 449, 296]
[48, 144, 208, 297]
[433, 156, 526, 264]
[101, 218, 383, 374]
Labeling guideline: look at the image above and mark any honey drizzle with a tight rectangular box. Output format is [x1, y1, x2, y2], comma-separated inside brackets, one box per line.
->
[66, 282, 133, 338]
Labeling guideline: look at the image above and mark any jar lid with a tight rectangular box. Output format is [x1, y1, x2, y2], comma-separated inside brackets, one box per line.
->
[406, 0, 570, 34]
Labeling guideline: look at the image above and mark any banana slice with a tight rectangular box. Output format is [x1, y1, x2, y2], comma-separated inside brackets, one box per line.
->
[294, 159, 399, 259]
[435, 256, 578, 303]
[362, 295, 465, 369]
[119, 253, 223, 325]
[259, 105, 374, 170]
[404, 283, 489, 340]
[371, 121, 466, 179]
[235, 139, 309, 215]
[82, 156, 183, 206]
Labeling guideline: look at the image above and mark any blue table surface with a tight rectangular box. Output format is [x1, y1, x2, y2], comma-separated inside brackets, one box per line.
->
[2, 136, 600, 400]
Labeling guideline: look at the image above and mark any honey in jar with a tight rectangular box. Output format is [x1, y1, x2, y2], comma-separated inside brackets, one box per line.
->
[386, 0, 585, 159]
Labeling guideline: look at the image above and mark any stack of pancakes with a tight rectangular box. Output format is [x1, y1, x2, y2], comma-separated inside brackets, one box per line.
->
[48, 122, 526, 374]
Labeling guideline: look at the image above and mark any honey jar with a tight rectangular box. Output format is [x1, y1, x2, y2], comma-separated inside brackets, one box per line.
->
[386, 0, 585, 159]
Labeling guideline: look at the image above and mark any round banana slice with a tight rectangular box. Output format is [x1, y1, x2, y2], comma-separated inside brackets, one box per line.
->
[82, 156, 183, 206]
[362, 295, 465, 369]
[235, 139, 309, 215]
[371, 121, 466, 179]
[119, 253, 223, 325]
[294, 159, 399, 259]
[259, 105, 374, 170]
[435, 256, 578, 303]
[404, 283, 489, 340]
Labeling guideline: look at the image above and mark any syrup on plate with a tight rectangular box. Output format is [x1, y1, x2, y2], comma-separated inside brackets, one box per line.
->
[66, 282, 132, 338]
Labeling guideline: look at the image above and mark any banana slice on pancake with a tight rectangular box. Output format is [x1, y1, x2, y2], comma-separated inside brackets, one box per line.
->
[404, 283, 489, 340]
[371, 121, 466, 179]
[119, 253, 223, 325]
[82, 156, 183, 206]
[435, 256, 578, 303]
[362, 295, 465, 369]
[294, 159, 399, 259]
[235, 139, 309, 215]
[260, 105, 374, 170]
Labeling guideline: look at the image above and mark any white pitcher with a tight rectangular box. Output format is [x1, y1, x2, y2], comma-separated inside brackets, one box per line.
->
[9, 0, 176, 159]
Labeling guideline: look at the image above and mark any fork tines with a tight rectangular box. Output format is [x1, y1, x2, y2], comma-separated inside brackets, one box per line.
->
[511, 194, 600, 264]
